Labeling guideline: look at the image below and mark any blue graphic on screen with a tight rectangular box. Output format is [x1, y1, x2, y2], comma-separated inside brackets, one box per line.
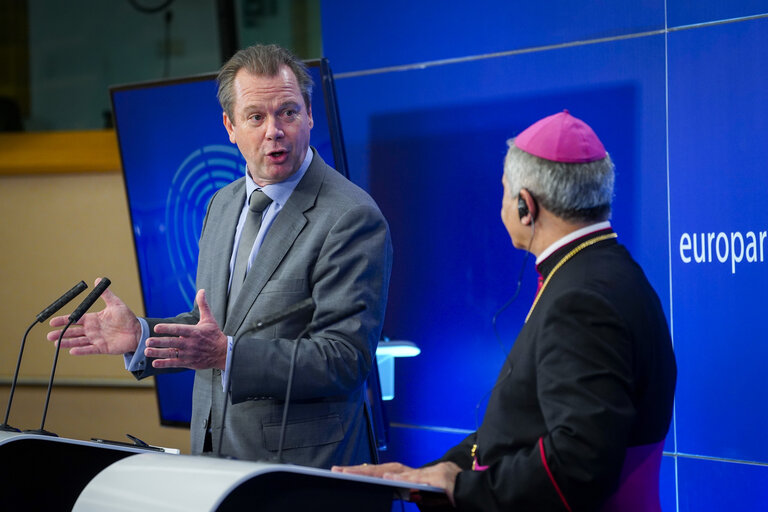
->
[165, 145, 245, 307]
[112, 60, 344, 426]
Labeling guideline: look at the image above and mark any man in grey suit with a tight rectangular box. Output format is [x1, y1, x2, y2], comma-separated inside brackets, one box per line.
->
[48, 44, 393, 468]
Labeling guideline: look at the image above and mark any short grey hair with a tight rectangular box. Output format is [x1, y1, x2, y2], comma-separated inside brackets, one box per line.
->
[503, 140, 615, 223]
[216, 44, 313, 121]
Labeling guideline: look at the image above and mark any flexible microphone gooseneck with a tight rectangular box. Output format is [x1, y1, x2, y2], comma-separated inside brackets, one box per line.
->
[26, 278, 111, 436]
[276, 301, 366, 462]
[216, 297, 316, 458]
[1, 281, 87, 433]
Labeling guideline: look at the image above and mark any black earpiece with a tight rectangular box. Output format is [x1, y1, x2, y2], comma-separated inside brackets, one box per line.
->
[517, 195, 529, 219]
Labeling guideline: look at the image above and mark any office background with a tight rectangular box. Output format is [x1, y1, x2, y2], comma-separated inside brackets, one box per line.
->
[2, 1, 767, 510]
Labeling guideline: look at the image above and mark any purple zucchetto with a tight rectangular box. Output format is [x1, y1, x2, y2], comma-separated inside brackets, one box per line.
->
[515, 110, 606, 163]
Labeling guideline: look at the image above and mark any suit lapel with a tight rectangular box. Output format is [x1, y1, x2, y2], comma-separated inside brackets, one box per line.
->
[223, 151, 326, 334]
[209, 180, 245, 327]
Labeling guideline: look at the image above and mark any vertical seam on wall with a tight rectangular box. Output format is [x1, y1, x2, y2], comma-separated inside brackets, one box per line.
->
[663, 5, 681, 512]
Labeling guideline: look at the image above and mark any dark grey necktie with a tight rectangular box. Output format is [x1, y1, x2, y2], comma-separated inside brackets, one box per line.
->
[228, 189, 273, 311]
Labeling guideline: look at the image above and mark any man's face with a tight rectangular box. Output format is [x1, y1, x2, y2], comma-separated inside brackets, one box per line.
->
[222, 65, 313, 186]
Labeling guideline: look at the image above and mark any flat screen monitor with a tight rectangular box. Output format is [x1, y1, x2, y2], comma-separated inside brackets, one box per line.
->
[111, 59, 348, 427]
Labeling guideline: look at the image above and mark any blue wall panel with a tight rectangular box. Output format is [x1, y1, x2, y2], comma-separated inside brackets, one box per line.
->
[677, 457, 768, 510]
[321, 0, 664, 73]
[668, 17, 768, 464]
[668, 1, 768, 27]
[659, 456, 677, 512]
[381, 426, 469, 468]
[336, 36, 669, 433]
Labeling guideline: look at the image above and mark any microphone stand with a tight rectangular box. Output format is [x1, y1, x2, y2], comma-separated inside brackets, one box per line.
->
[24, 321, 76, 436]
[276, 325, 312, 463]
[215, 301, 364, 460]
[216, 325, 311, 462]
[2, 280, 88, 432]
[275, 303, 365, 461]
[216, 298, 316, 459]
[0, 322, 36, 432]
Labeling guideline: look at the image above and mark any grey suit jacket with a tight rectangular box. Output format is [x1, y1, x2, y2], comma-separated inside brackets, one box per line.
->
[137, 149, 393, 468]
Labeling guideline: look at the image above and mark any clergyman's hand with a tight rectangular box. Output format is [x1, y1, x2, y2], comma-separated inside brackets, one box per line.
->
[332, 461, 461, 505]
[332, 462, 413, 478]
[382, 462, 461, 504]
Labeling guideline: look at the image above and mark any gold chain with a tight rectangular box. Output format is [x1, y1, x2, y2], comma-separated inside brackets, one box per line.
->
[525, 233, 617, 323]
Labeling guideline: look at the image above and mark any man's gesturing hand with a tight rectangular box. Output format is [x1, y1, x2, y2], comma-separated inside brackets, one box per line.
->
[146, 289, 228, 370]
[47, 278, 141, 356]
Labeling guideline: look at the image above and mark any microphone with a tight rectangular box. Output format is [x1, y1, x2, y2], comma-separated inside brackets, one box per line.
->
[1, 281, 88, 433]
[216, 297, 316, 458]
[26, 278, 112, 436]
[68, 278, 112, 323]
[35, 281, 88, 324]
[276, 301, 367, 462]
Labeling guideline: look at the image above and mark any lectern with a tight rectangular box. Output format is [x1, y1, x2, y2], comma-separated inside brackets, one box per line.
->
[74, 452, 446, 511]
[0, 431, 151, 511]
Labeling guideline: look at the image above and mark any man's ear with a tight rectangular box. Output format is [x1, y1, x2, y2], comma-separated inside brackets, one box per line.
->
[517, 189, 537, 225]
[223, 112, 236, 144]
[517, 195, 529, 221]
